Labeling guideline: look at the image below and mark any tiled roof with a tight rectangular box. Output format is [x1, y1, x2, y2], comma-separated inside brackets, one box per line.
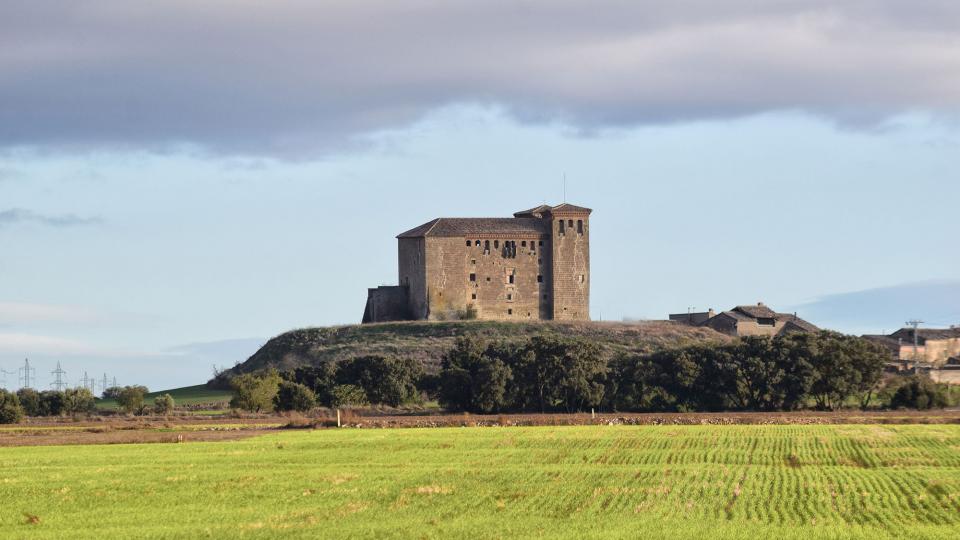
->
[779, 315, 819, 332]
[890, 328, 960, 342]
[550, 203, 593, 214]
[863, 335, 902, 355]
[514, 205, 551, 218]
[397, 217, 548, 238]
[733, 304, 778, 319]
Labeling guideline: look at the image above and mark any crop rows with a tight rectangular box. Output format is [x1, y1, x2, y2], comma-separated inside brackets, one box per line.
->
[2, 425, 959, 538]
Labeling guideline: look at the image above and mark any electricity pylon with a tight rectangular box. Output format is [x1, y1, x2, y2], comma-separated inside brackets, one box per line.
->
[19, 358, 36, 389]
[50, 362, 68, 391]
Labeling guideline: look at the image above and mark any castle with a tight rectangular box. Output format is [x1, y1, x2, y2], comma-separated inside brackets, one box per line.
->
[363, 203, 591, 323]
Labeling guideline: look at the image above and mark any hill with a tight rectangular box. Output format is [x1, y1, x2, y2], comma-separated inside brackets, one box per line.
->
[219, 320, 729, 382]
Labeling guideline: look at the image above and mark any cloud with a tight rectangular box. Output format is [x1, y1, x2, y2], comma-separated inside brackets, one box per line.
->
[790, 280, 960, 334]
[0, 332, 112, 356]
[0, 302, 106, 325]
[0, 208, 101, 228]
[0, 1, 958, 156]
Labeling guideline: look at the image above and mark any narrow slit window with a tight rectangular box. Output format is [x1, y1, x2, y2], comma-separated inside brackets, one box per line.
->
[469, 273, 476, 282]
[568, 219, 573, 227]
[537, 275, 543, 283]
[507, 309, 513, 315]
[558, 221, 565, 235]
[466, 240, 471, 247]
[577, 220, 583, 234]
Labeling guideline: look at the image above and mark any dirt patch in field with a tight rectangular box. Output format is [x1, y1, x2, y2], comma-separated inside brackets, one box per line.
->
[0, 428, 272, 447]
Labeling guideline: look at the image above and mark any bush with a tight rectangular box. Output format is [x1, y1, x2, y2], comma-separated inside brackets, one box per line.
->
[330, 384, 369, 408]
[101, 386, 123, 399]
[889, 376, 949, 410]
[38, 390, 66, 416]
[63, 387, 96, 415]
[16, 388, 40, 417]
[283, 364, 337, 407]
[0, 390, 24, 424]
[117, 386, 148, 414]
[337, 356, 422, 407]
[274, 381, 316, 412]
[154, 393, 175, 414]
[230, 371, 282, 412]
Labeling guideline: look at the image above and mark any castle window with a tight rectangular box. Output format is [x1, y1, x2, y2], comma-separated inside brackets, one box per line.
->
[521, 241, 527, 247]
[471, 293, 477, 300]
[469, 273, 476, 282]
[509, 274, 515, 284]
[494, 240, 499, 249]
[577, 220, 583, 234]
[484, 240, 490, 254]
[507, 293, 513, 301]
[538, 241, 543, 246]
[558, 221, 565, 235]
[466, 240, 471, 247]
[471, 259, 476, 265]
[475, 240, 481, 247]
[486, 277, 491, 282]
[508, 309, 513, 315]
[568, 219, 573, 227]
[537, 275, 543, 283]
[577, 274, 585, 283]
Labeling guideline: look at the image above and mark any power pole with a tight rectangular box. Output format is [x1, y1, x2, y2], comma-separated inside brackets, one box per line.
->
[79, 371, 92, 392]
[19, 358, 36, 389]
[112, 376, 118, 388]
[905, 320, 924, 362]
[101, 373, 110, 393]
[50, 362, 68, 391]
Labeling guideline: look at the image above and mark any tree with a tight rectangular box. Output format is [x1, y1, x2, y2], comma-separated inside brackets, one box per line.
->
[330, 384, 369, 407]
[284, 363, 337, 407]
[38, 390, 66, 416]
[808, 332, 887, 410]
[337, 356, 422, 407]
[230, 371, 281, 412]
[154, 393, 175, 414]
[102, 386, 123, 399]
[16, 388, 41, 417]
[117, 386, 148, 414]
[889, 376, 949, 410]
[0, 390, 24, 424]
[274, 381, 316, 412]
[63, 387, 96, 415]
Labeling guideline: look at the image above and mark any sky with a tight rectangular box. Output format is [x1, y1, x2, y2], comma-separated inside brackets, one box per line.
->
[1, 1, 958, 390]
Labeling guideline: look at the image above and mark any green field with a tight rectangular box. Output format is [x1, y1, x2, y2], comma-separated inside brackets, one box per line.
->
[3, 425, 960, 538]
[97, 384, 233, 410]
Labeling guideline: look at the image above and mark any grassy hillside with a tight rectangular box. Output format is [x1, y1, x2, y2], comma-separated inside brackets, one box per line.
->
[98, 385, 233, 410]
[4, 425, 960, 538]
[226, 320, 728, 379]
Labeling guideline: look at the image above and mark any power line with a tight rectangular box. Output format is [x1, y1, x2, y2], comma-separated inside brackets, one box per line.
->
[50, 362, 68, 391]
[19, 358, 36, 389]
[905, 319, 925, 362]
[0, 368, 13, 388]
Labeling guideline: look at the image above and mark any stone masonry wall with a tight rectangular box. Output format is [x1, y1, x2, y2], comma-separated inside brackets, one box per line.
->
[550, 214, 589, 320]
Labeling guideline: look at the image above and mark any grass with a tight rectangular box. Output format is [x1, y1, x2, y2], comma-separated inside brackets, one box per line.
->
[97, 384, 233, 410]
[3, 425, 960, 538]
[234, 319, 729, 377]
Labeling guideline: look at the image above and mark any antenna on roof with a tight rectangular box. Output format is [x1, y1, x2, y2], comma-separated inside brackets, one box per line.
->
[563, 173, 567, 203]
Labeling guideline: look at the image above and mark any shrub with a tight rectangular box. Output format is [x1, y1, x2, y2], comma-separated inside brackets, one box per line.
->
[337, 355, 422, 407]
[230, 371, 282, 412]
[101, 386, 123, 399]
[0, 390, 24, 424]
[330, 384, 368, 408]
[16, 388, 40, 417]
[38, 390, 66, 416]
[154, 393, 176, 414]
[889, 376, 949, 410]
[117, 386, 148, 414]
[63, 388, 96, 415]
[274, 381, 316, 412]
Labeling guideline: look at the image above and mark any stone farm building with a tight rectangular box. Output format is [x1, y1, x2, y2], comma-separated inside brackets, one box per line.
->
[363, 203, 591, 323]
[669, 303, 819, 337]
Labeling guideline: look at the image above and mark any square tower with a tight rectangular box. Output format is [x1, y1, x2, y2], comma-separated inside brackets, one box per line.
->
[547, 204, 591, 320]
